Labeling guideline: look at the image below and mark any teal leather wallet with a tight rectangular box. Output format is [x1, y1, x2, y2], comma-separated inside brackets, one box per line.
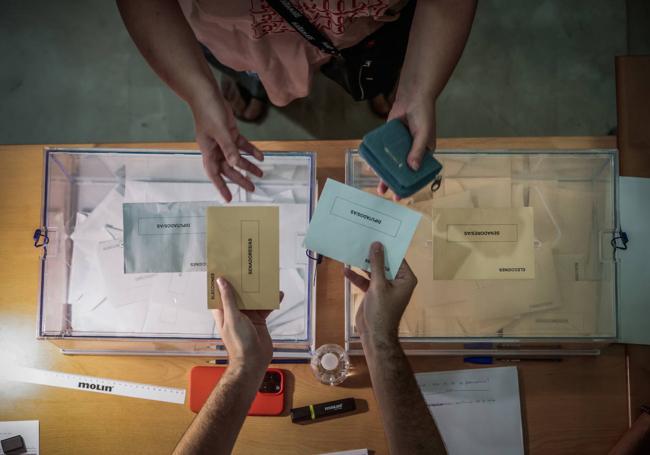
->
[359, 119, 443, 198]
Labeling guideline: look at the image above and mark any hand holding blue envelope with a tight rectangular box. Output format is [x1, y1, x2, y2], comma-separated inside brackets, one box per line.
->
[304, 179, 422, 279]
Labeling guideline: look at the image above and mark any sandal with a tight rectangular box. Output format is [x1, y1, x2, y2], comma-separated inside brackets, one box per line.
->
[220, 76, 269, 124]
[368, 91, 395, 119]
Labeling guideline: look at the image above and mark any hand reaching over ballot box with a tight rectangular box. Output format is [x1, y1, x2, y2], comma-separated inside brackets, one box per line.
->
[343, 242, 447, 455]
[192, 94, 265, 202]
[344, 242, 417, 344]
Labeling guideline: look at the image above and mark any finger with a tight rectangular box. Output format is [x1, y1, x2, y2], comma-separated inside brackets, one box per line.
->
[234, 155, 264, 178]
[406, 129, 430, 171]
[202, 152, 232, 202]
[368, 242, 387, 285]
[208, 170, 232, 203]
[211, 309, 224, 330]
[344, 268, 370, 292]
[220, 138, 242, 169]
[242, 310, 272, 323]
[223, 166, 255, 192]
[236, 135, 264, 162]
[377, 180, 388, 196]
[395, 259, 417, 286]
[216, 276, 239, 322]
[209, 171, 233, 202]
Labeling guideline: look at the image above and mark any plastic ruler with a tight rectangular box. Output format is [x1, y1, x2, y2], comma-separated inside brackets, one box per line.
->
[2, 366, 186, 404]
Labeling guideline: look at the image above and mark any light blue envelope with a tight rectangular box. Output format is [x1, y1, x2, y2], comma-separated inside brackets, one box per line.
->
[304, 179, 422, 279]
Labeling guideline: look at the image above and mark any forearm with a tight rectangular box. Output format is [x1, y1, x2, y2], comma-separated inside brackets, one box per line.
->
[116, 0, 220, 106]
[363, 334, 446, 455]
[173, 363, 265, 455]
[398, 0, 476, 99]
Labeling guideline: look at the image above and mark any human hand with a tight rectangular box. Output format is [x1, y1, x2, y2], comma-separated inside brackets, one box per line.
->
[343, 242, 417, 345]
[211, 277, 282, 372]
[376, 95, 437, 199]
[191, 91, 264, 202]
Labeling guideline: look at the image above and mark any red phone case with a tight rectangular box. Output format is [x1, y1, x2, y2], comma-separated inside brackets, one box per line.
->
[189, 366, 285, 416]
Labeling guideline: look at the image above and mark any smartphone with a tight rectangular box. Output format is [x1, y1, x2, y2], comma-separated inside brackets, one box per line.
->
[189, 366, 285, 416]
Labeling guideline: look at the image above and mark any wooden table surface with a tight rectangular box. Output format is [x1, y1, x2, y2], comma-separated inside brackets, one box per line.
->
[0, 137, 641, 454]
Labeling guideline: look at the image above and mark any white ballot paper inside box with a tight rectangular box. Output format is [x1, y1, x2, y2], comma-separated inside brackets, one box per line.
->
[123, 201, 211, 273]
[123, 201, 308, 274]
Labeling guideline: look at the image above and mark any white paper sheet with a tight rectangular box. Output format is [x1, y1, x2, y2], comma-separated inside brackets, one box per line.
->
[70, 184, 125, 258]
[98, 239, 156, 307]
[0, 420, 39, 455]
[267, 267, 308, 338]
[416, 367, 524, 455]
[143, 272, 216, 336]
[124, 181, 238, 203]
[304, 179, 422, 280]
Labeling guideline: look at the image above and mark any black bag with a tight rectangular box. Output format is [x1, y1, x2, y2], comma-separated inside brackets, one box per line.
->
[267, 0, 416, 101]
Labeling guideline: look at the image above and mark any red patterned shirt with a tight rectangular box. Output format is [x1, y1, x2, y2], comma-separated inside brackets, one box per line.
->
[179, 0, 407, 105]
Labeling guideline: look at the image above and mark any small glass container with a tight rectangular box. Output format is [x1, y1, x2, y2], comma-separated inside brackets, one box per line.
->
[311, 344, 350, 386]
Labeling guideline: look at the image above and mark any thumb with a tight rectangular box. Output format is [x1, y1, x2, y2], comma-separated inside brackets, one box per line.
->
[216, 276, 239, 320]
[407, 128, 430, 171]
[369, 242, 387, 285]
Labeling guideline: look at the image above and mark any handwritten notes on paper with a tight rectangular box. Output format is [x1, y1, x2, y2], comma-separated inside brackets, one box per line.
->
[416, 367, 524, 455]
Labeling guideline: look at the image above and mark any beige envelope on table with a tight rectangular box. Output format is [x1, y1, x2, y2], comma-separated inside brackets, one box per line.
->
[206, 206, 279, 310]
[452, 243, 561, 321]
[407, 201, 480, 309]
[457, 177, 512, 208]
[528, 184, 593, 255]
[432, 207, 535, 280]
[503, 280, 598, 336]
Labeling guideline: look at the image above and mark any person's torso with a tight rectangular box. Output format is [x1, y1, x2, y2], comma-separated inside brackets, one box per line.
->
[179, 0, 408, 105]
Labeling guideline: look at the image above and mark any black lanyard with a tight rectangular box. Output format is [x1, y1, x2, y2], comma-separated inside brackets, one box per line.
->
[266, 0, 341, 56]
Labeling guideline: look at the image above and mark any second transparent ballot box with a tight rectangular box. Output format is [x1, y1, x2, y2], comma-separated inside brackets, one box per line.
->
[37, 148, 317, 358]
[345, 149, 620, 354]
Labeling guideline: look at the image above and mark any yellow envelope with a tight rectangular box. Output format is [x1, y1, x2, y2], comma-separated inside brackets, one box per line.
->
[206, 206, 279, 310]
[432, 207, 535, 280]
[503, 281, 599, 336]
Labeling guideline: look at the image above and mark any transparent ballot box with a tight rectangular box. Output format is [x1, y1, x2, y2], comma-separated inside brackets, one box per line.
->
[37, 148, 316, 357]
[345, 149, 621, 355]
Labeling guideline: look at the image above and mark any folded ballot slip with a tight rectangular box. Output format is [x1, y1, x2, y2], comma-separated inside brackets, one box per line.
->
[304, 179, 421, 279]
[206, 206, 280, 310]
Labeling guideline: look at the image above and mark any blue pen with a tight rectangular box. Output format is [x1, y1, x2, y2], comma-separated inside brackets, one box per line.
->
[463, 356, 494, 365]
